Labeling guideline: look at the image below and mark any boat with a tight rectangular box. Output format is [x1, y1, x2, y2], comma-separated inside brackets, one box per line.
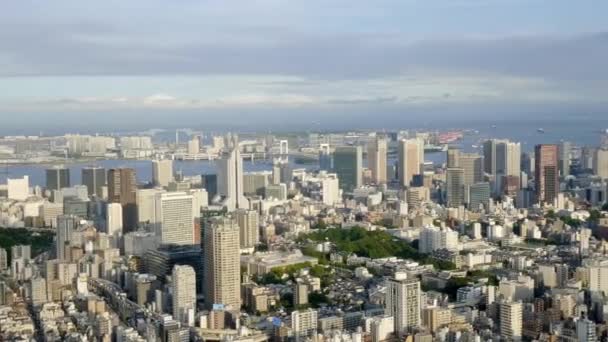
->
[537, 128, 545, 133]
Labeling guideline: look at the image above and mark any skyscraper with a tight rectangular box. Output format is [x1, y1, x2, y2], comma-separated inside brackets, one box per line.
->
[56, 215, 79, 261]
[534, 144, 559, 204]
[108, 168, 138, 231]
[385, 273, 421, 335]
[106, 203, 123, 236]
[446, 168, 465, 208]
[593, 148, 608, 179]
[483, 139, 521, 177]
[368, 137, 387, 184]
[203, 216, 240, 310]
[46, 166, 70, 191]
[333, 146, 362, 192]
[500, 301, 523, 341]
[468, 182, 491, 212]
[446, 146, 460, 168]
[398, 139, 421, 188]
[81, 166, 106, 197]
[558, 141, 572, 177]
[201, 174, 218, 199]
[236, 209, 259, 251]
[154, 192, 195, 246]
[172, 265, 197, 325]
[459, 153, 483, 186]
[217, 136, 247, 211]
[152, 159, 174, 187]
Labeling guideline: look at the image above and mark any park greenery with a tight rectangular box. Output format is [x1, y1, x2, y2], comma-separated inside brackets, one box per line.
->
[0, 228, 55, 263]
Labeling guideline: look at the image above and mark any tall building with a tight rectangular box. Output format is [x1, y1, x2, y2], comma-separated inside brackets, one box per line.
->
[398, 139, 422, 188]
[203, 216, 240, 309]
[152, 159, 174, 188]
[154, 192, 195, 246]
[385, 273, 421, 335]
[468, 182, 491, 212]
[558, 141, 572, 177]
[459, 153, 483, 186]
[593, 148, 608, 179]
[56, 215, 79, 261]
[333, 146, 362, 192]
[108, 168, 138, 231]
[46, 166, 70, 191]
[81, 166, 106, 197]
[106, 203, 123, 236]
[534, 144, 559, 204]
[418, 226, 458, 254]
[368, 137, 387, 184]
[201, 174, 218, 199]
[500, 301, 523, 341]
[236, 209, 259, 251]
[136, 188, 164, 224]
[319, 144, 332, 171]
[483, 139, 520, 177]
[446, 168, 465, 208]
[576, 317, 598, 342]
[188, 135, 200, 155]
[217, 136, 248, 211]
[291, 309, 318, 341]
[446, 146, 460, 168]
[172, 265, 197, 325]
[0, 248, 7, 271]
[7, 176, 29, 201]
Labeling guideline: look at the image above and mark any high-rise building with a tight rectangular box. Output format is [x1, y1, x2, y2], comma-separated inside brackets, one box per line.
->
[291, 309, 318, 340]
[558, 141, 572, 177]
[319, 144, 332, 171]
[333, 146, 362, 192]
[152, 160, 174, 187]
[459, 153, 483, 186]
[593, 148, 608, 179]
[446, 147, 460, 168]
[201, 174, 218, 199]
[56, 215, 79, 261]
[188, 135, 201, 155]
[368, 137, 387, 184]
[108, 168, 138, 231]
[29, 277, 48, 306]
[203, 216, 240, 309]
[483, 139, 520, 177]
[81, 166, 106, 197]
[154, 192, 195, 246]
[385, 272, 421, 335]
[418, 226, 458, 254]
[534, 144, 559, 204]
[398, 139, 422, 188]
[0, 248, 7, 271]
[217, 137, 247, 211]
[172, 265, 197, 325]
[576, 317, 598, 342]
[500, 301, 523, 341]
[7, 176, 29, 201]
[136, 188, 165, 224]
[446, 168, 465, 208]
[468, 182, 491, 212]
[46, 166, 70, 191]
[106, 203, 123, 236]
[236, 209, 259, 251]
[145, 245, 203, 293]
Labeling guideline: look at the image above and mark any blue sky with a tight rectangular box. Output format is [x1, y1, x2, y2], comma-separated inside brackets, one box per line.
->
[0, 0, 607, 131]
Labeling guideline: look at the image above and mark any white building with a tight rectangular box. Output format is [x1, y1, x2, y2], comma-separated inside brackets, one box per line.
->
[172, 265, 197, 326]
[236, 209, 259, 251]
[152, 159, 174, 187]
[418, 226, 458, 254]
[154, 192, 194, 245]
[385, 272, 421, 335]
[500, 301, 522, 341]
[217, 137, 248, 211]
[7, 176, 29, 201]
[106, 203, 123, 236]
[292, 309, 318, 341]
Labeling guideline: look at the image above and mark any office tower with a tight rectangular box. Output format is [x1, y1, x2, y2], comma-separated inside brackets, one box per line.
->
[203, 216, 240, 309]
[46, 166, 70, 191]
[446, 168, 465, 208]
[56, 215, 79, 261]
[272, 160, 292, 184]
[594, 148, 608, 179]
[333, 146, 362, 192]
[0, 248, 7, 271]
[172, 265, 197, 325]
[188, 135, 200, 155]
[29, 277, 48, 306]
[321, 173, 340, 205]
[385, 273, 421, 335]
[558, 141, 572, 177]
[534, 144, 559, 204]
[500, 301, 523, 341]
[201, 174, 218, 199]
[217, 136, 248, 211]
[108, 168, 138, 231]
[368, 137, 387, 184]
[446, 146, 460, 168]
[483, 139, 521, 177]
[459, 153, 483, 186]
[152, 159, 174, 187]
[106, 203, 123, 236]
[243, 172, 269, 196]
[81, 166, 106, 197]
[418, 226, 458, 254]
[136, 188, 164, 224]
[406, 187, 430, 210]
[319, 144, 332, 171]
[7, 176, 29, 201]
[576, 317, 598, 342]
[468, 182, 491, 212]
[154, 192, 194, 246]
[145, 245, 203, 293]
[236, 209, 259, 250]
[291, 309, 318, 340]
[398, 139, 422, 188]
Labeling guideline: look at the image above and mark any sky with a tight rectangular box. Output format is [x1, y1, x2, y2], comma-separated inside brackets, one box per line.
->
[1, 0, 607, 133]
